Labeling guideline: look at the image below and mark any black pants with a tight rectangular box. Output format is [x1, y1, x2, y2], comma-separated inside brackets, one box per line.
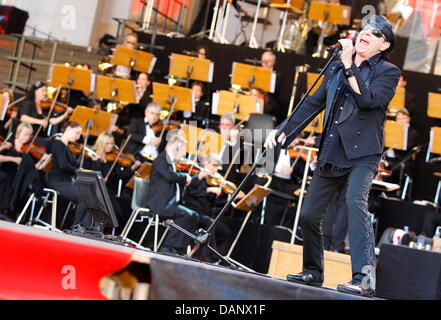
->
[322, 183, 348, 253]
[299, 165, 376, 284]
[163, 203, 199, 250]
[47, 178, 90, 227]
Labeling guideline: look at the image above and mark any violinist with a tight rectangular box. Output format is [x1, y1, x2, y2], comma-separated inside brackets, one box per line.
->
[114, 33, 138, 80]
[47, 121, 88, 232]
[0, 88, 19, 137]
[146, 134, 201, 255]
[0, 123, 49, 215]
[84, 132, 141, 230]
[20, 81, 73, 137]
[181, 154, 231, 259]
[218, 113, 243, 187]
[127, 102, 163, 161]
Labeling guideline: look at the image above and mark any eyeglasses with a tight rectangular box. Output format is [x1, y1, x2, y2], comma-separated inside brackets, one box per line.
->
[363, 24, 386, 40]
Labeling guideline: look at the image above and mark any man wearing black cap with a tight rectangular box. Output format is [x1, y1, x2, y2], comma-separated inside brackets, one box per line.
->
[265, 15, 401, 297]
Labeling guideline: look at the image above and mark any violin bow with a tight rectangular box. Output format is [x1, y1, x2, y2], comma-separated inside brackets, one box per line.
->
[104, 134, 132, 183]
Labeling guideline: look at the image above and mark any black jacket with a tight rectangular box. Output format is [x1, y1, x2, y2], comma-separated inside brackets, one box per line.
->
[145, 151, 198, 217]
[279, 55, 401, 162]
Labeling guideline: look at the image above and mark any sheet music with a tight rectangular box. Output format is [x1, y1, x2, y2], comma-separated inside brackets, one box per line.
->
[208, 62, 214, 83]
[270, 72, 276, 94]
[372, 179, 400, 191]
[212, 92, 219, 114]
[402, 123, 409, 150]
[90, 73, 96, 92]
[148, 57, 157, 74]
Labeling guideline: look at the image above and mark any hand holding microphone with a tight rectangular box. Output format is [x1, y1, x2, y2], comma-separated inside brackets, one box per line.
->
[338, 38, 355, 69]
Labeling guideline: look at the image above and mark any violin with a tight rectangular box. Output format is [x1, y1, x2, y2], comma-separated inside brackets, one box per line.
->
[288, 146, 318, 163]
[106, 148, 137, 167]
[40, 100, 69, 113]
[175, 159, 201, 175]
[6, 105, 19, 117]
[22, 142, 47, 159]
[206, 174, 237, 195]
[151, 121, 181, 133]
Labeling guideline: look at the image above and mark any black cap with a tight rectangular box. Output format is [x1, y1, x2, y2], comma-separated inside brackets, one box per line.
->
[365, 15, 395, 53]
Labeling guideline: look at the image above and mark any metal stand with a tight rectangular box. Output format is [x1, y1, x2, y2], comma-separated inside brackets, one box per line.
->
[249, 0, 263, 48]
[275, 0, 291, 52]
[160, 47, 342, 271]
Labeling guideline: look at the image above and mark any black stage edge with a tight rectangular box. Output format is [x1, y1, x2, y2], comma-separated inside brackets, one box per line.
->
[136, 32, 441, 202]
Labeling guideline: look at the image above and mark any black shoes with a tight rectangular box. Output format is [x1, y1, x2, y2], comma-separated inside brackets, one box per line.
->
[286, 272, 323, 287]
[337, 279, 375, 297]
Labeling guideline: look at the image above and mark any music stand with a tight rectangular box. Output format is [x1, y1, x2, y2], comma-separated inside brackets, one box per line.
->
[96, 75, 138, 104]
[427, 92, 441, 119]
[384, 120, 408, 151]
[308, 1, 351, 57]
[225, 184, 272, 271]
[182, 124, 224, 159]
[231, 62, 276, 93]
[169, 53, 214, 85]
[212, 90, 261, 121]
[302, 72, 326, 134]
[388, 86, 405, 112]
[152, 82, 192, 113]
[49, 64, 93, 106]
[126, 162, 152, 189]
[72, 170, 119, 238]
[270, 0, 304, 52]
[111, 45, 157, 74]
[69, 106, 118, 137]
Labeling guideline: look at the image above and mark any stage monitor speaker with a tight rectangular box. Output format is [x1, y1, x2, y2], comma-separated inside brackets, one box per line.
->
[377, 243, 441, 300]
[0, 6, 29, 35]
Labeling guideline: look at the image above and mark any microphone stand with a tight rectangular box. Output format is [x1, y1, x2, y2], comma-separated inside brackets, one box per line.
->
[164, 47, 342, 270]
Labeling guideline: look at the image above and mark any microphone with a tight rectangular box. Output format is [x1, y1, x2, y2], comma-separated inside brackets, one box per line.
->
[326, 43, 342, 52]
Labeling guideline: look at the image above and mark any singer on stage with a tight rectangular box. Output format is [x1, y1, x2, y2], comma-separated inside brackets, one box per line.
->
[265, 15, 401, 297]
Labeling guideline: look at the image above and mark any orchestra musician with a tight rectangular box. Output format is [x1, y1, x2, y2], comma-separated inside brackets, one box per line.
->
[126, 102, 163, 161]
[114, 33, 138, 80]
[47, 121, 88, 232]
[179, 81, 209, 125]
[265, 15, 400, 296]
[146, 134, 203, 255]
[260, 51, 283, 124]
[181, 153, 232, 259]
[20, 81, 73, 138]
[0, 88, 19, 137]
[0, 122, 50, 216]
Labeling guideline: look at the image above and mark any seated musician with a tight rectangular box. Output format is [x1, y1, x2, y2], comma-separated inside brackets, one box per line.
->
[262, 134, 316, 226]
[114, 33, 138, 80]
[384, 108, 419, 188]
[126, 102, 163, 161]
[128, 72, 154, 122]
[0, 88, 19, 137]
[260, 51, 283, 123]
[47, 121, 88, 232]
[68, 63, 93, 108]
[84, 132, 141, 231]
[179, 81, 209, 126]
[197, 45, 208, 60]
[249, 87, 278, 122]
[20, 81, 73, 138]
[146, 134, 203, 255]
[0, 123, 50, 216]
[181, 154, 232, 258]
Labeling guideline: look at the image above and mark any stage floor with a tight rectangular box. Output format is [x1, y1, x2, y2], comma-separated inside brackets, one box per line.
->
[0, 221, 374, 300]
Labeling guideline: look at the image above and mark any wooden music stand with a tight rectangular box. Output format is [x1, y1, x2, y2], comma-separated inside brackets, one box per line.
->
[427, 92, 441, 119]
[111, 45, 157, 74]
[212, 90, 260, 121]
[388, 86, 405, 112]
[69, 106, 118, 137]
[308, 1, 351, 26]
[152, 82, 192, 112]
[126, 162, 152, 189]
[384, 120, 408, 151]
[169, 53, 214, 83]
[50, 64, 93, 92]
[96, 75, 138, 104]
[269, 0, 304, 14]
[231, 62, 276, 93]
[303, 72, 325, 134]
[182, 124, 224, 158]
[226, 185, 272, 259]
